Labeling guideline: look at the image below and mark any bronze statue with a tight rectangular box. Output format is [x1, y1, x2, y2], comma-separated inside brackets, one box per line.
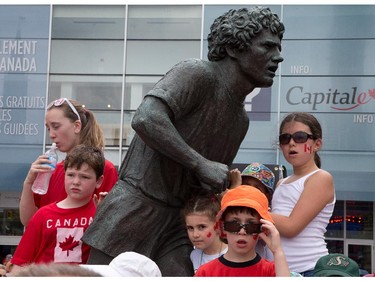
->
[82, 6, 284, 276]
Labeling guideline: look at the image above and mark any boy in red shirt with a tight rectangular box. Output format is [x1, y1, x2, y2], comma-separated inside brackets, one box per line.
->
[195, 185, 289, 277]
[11, 145, 105, 274]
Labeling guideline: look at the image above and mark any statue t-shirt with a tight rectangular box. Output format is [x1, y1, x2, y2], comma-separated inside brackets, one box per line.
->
[119, 58, 249, 207]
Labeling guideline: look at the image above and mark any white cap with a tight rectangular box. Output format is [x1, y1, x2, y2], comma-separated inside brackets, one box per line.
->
[80, 252, 162, 277]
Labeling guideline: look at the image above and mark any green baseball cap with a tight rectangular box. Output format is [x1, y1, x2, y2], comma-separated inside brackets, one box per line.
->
[313, 253, 360, 277]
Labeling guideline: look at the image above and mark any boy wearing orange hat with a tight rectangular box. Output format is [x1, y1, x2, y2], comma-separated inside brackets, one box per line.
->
[195, 185, 289, 277]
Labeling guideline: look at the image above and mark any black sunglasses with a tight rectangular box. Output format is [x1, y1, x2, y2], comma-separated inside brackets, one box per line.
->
[279, 131, 314, 145]
[223, 221, 262, 234]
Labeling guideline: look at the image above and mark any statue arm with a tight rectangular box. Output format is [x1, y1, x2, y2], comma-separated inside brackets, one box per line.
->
[132, 96, 229, 192]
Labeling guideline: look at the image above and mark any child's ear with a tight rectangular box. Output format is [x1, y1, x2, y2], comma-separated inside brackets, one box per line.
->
[95, 175, 104, 189]
[314, 138, 322, 151]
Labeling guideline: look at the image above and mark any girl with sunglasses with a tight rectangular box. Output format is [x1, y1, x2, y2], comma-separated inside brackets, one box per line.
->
[269, 112, 335, 277]
[19, 98, 118, 226]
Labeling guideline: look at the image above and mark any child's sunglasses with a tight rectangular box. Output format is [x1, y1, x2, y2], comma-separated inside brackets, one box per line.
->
[47, 98, 81, 122]
[279, 131, 314, 145]
[223, 221, 262, 234]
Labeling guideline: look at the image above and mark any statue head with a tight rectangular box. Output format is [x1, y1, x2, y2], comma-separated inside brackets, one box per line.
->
[207, 7, 285, 62]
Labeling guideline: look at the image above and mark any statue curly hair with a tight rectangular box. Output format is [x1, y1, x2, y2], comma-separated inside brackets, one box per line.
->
[207, 7, 285, 61]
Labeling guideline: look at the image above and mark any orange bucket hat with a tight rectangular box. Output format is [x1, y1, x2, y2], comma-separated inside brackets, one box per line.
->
[217, 185, 273, 223]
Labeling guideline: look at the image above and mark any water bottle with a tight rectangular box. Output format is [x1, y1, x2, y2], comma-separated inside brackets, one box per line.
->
[31, 143, 58, 195]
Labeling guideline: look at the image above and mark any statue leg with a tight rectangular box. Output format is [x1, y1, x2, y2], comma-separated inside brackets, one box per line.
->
[87, 247, 114, 265]
[154, 243, 194, 276]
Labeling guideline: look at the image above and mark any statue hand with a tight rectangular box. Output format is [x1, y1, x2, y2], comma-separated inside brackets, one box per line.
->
[196, 159, 229, 193]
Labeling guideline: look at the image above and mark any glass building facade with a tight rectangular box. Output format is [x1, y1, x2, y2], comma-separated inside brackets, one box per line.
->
[0, 4, 373, 273]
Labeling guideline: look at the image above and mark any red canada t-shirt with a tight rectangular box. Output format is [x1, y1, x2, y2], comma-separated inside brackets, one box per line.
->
[12, 201, 96, 266]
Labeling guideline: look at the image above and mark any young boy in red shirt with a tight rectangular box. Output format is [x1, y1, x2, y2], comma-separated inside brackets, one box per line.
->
[11, 145, 105, 274]
[195, 185, 289, 277]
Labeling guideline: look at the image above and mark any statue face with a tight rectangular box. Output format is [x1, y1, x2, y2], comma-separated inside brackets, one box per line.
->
[233, 29, 284, 88]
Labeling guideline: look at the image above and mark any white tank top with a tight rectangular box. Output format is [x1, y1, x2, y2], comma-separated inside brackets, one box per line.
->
[270, 169, 335, 273]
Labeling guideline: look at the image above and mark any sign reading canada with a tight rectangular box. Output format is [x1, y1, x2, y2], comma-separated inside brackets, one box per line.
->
[0, 40, 38, 72]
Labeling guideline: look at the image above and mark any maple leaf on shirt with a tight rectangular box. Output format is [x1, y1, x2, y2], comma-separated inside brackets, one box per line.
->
[59, 235, 80, 256]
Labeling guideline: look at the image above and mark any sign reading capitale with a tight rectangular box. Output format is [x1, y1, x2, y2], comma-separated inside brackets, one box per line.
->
[286, 86, 375, 111]
[0, 39, 38, 72]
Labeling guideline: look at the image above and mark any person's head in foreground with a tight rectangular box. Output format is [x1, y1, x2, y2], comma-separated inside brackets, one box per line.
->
[12, 263, 102, 277]
[312, 253, 360, 277]
[80, 251, 162, 277]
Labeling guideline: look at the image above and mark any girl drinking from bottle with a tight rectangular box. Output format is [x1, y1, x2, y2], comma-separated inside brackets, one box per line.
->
[20, 98, 118, 226]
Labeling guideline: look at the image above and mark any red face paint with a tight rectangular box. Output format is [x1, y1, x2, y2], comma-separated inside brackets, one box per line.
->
[207, 232, 212, 238]
[304, 144, 313, 154]
[213, 222, 219, 230]
[252, 234, 258, 240]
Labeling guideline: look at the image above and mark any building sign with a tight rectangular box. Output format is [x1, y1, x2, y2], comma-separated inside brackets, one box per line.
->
[0, 40, 38, 72]
[0, 5, 50, 191]
[0, 95, 46, 142]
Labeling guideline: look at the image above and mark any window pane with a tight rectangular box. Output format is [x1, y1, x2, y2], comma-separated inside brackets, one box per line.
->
[0, 145, 41, 192]
[50, 40, 124, 74]
[124, 76, 162, 110]
[122, 111, 135, 146]
[0, 208, 23, 236]
[49, 75, 122, 110]
[127, 5, 201, 39]
[326, 200, 344, 238]
[326, 240, 344, 254]
[283, 5, 375, 39]
[346, 201, 373, 239]
[0, 74, 47, 145]
[126, 40, 200, 75]
[52, 5, 125, 39]
[94, 111, 122, 147]
[238, 111, 279, 150]
[0, 5, 50, 38]
[47, 75, 123, 147]
[348, 244, 372, 276]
